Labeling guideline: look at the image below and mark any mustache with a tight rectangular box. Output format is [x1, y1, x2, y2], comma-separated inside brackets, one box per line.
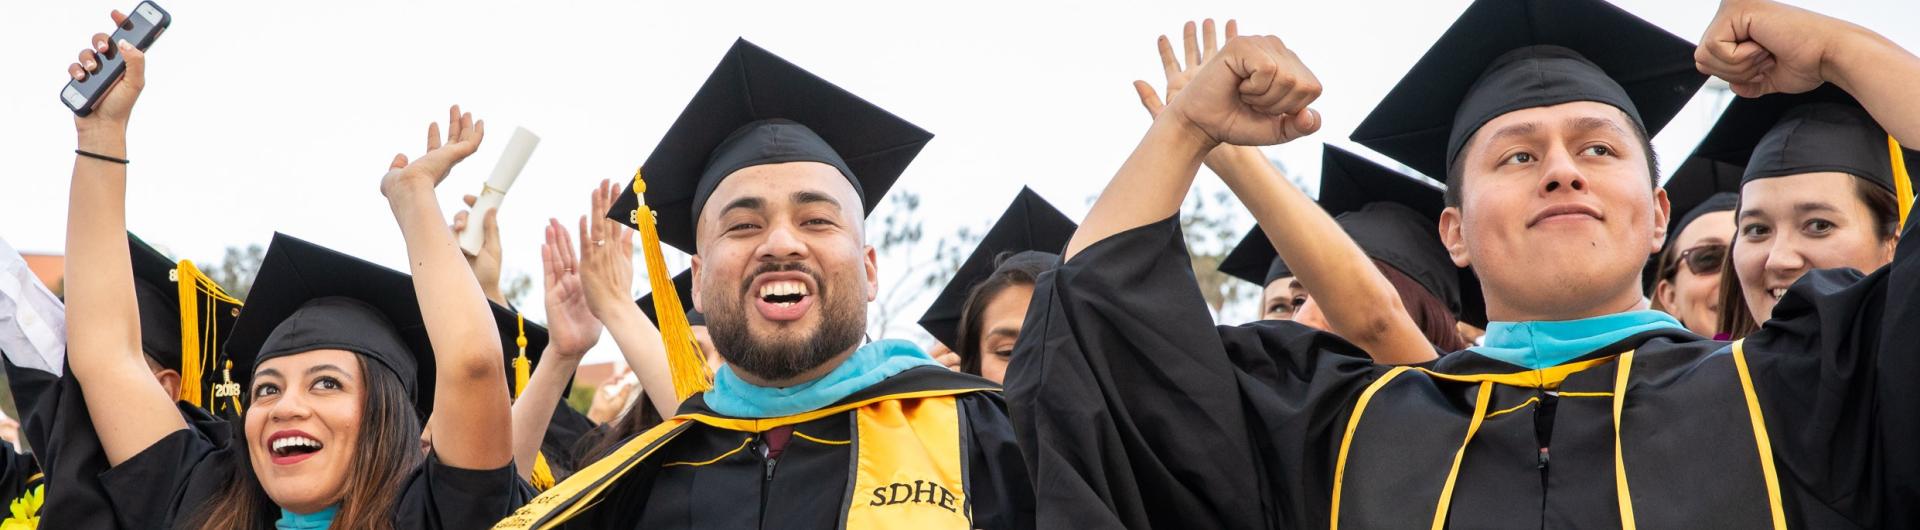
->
[739, 261, 826, 297]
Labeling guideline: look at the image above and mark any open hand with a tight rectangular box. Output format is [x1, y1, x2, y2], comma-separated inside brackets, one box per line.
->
[579, 179, 638, 321]
[543, 218, 603, 361]
[1134, 19, 1237, 119]
[381, 105, 485, 198]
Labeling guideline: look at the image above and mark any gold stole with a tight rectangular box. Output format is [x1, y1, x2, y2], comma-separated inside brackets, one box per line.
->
[495, 388, 986, 530]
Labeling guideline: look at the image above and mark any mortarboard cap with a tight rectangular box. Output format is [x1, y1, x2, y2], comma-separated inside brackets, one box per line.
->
[1691, 84, 1917, 195]
[228, 234, 453, 419]
[129, 233, 244, 416]
[1351, 0, 1705, 181]
[917, 187, 1076, 349]
[608, 38, 933, 254]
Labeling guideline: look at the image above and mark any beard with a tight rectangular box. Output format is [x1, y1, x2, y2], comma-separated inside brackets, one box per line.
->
[704, 261, 867, 383]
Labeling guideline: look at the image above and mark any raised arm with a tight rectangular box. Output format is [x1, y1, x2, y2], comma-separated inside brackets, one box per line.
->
[1065, 31, 1323, 260]
[378, 106, 510, 469]
[510, 218, 602, 480]
[1696, 0, 1920, 145]
[1135, 20, 1434, 363]
[61, 12, 190, 465]
[578, 180, 678, 419]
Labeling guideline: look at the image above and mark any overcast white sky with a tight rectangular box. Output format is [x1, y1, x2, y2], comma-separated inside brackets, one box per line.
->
[5, 0, 1916, 363]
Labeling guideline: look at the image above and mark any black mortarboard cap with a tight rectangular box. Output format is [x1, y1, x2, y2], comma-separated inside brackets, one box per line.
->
[228, 234, 444, 418]
[1351, 0, 1705, 179]
[917, 187, 1076, 348]
[1219, 227, 1292, 287]
[1691, 84, 1917, 194]
[609, 38, 933, 254]
[129, 233, 244, 415]
[491, 302, 558, 395]
[638, 270, 701, 326]
[1317, 146, 1487, 327]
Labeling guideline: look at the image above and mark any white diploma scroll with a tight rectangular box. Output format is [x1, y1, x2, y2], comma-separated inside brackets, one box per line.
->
[460, 126, 541, 256]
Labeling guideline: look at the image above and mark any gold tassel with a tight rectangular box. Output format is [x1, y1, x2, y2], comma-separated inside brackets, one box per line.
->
[172, 260, 241, 413]
[630, 169, 712, 401]
[175, 260, 205, 407]
[513, 312, 530, 399]
[530, 452, 557, 491]
[1891, 135, 1912, 228]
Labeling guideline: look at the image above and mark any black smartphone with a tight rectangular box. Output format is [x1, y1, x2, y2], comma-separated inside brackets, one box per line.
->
[60, 2, 170, 117]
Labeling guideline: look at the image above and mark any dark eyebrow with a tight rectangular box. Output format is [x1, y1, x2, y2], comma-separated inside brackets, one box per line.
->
[791, 191, 842, 210]
[986, 326, 1021, 339]
[255, 368, 282, 380]
[1567, 116, 1630, 138]
[719, 196, 765, 216]
[1740, 201, 1843, 220]
[305, 364, 353, 380]
[1485, 121, 1540, 144]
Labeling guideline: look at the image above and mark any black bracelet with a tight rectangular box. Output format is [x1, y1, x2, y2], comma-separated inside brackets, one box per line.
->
[74, 149, 129, 165]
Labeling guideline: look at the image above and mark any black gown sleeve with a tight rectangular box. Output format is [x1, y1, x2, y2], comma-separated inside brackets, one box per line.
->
[1003, 216, 1379, 530]
[1744, 216, 1920, 528]
[2, 356, 56, 444]
[541, 399, 596, 480]
[96, 421, 225, 529]
[393, 454, 534, 530]
[25, 373, 144, 530]
[0, 440, 39, 513]
[958, 391, 1032, 530]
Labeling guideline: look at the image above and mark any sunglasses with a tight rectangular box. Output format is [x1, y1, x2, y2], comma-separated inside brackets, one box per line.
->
[1669, 243, 1728, 277]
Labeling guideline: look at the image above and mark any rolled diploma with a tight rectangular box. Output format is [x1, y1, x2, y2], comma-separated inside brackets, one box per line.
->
[460, 126, 540, 256]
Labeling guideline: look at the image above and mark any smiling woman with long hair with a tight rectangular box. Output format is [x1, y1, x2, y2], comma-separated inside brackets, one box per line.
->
[1699, 87, 1913, 340]
[57, 23, 525, 527]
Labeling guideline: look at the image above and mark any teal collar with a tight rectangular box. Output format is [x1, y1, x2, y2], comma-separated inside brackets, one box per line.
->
[706, 339, 937, 419]
[1470, 310, 1683, 370]
[276, 505, 337, 530]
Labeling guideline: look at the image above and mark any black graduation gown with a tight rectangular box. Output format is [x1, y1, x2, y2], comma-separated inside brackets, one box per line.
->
[550, 366, 1034, 529]
[0, 441, 38, 522]
[0, 356, 53, 515]
[538, 398, 596, 481]
[17, 368, 228, 530]
[95, 419, 533, 530]
[1005, 215, 1920, 529]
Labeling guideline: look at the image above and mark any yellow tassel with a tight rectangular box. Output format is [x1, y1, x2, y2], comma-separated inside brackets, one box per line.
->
[172, 261, 241, 412]
[531, 452, 556, 491]
[630, 169, 713, 401]
[513, 312, 530, 400]
[175, 261, 204, 408]
[1891, 135, 1912, 228]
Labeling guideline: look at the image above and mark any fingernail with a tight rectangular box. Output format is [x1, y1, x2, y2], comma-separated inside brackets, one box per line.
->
[118, 40, 132, 50]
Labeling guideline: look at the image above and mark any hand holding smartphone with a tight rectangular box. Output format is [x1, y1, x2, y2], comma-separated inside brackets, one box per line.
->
[61, 2, 169, 117]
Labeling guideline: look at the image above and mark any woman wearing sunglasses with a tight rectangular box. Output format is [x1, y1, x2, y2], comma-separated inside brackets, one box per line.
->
[1646, 154, 1743, 336]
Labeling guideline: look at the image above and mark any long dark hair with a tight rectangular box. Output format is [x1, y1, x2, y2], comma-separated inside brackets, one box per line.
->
[187, 354, 425, 530]
[955, 252, 1051, 375]
[1717, 177, 1899, 339]
[574, 390, 666, 468]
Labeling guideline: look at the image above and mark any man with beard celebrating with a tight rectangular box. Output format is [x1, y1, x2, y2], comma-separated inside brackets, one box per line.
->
[494, 39, 1032, 530]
